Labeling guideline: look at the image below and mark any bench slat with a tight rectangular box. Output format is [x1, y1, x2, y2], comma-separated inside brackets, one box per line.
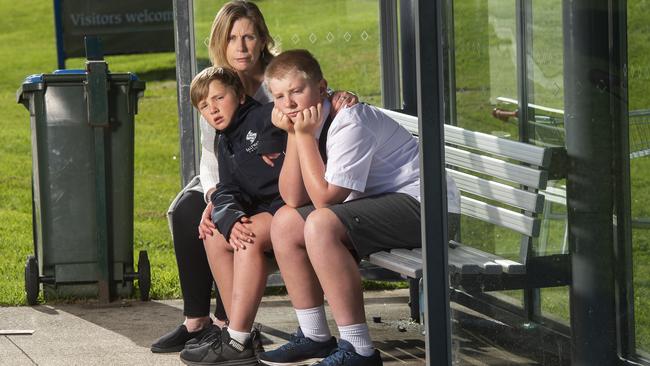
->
[447, 249, 503, 275]
[446, 146, 548, 189]
[366, 108, 551, 289]
[367, 251, 421, 278]
[461, 196, 540, 237]
[389, 248, 422, 264]
[411, 248, 502, 275]
[377, 108, 551, 167]
[444, 124, 550, 167]
[449, 241, 526, 274]
[540, 186, 567, 205]
[447, 169, 544, 213]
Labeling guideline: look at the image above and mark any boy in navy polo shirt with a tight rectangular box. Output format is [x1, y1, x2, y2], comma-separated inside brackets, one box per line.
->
[180, 66, 285, 366]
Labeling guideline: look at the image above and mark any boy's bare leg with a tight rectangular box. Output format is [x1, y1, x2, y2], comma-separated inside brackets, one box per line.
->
[303, 208, 366, 326]
[271, 205, 324, 309]
[228, 212, 273, 332]
[203, 232, 234, 318]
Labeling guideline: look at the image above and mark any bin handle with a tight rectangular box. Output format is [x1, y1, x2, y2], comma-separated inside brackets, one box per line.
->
[85, 60, 109, 127]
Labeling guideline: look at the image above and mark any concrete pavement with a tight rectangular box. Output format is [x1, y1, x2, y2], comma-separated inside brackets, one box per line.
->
[0, 289, 430, 366]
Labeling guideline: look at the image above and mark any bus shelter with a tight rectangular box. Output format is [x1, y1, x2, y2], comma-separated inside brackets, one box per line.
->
[172, 1, 650, 364]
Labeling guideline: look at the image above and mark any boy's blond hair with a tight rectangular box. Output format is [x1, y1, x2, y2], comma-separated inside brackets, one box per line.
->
[190, 67, 244, 108]
[264, 49, 323, 83]
[208, 1, 277, 69]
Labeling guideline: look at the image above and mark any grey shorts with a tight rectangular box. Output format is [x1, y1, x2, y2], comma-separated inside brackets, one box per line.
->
[297, 193, 459, 260]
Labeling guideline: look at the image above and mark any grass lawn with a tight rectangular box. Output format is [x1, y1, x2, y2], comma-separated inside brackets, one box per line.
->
[0, 0, 386, 306]
[2, 0, 650, 354]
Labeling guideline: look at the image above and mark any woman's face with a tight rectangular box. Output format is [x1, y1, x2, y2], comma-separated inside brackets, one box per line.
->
[226, 17, 264, 72]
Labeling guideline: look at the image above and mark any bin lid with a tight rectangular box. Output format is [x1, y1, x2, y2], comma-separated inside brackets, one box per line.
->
[16, 69, 143, 107]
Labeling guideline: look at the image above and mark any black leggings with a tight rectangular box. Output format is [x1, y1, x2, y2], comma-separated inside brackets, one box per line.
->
[171, 189, 227, 320]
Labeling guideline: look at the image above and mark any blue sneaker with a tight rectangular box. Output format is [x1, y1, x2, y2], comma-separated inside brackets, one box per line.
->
[258, 328, 337, 366]
[314, 340, 382, 366]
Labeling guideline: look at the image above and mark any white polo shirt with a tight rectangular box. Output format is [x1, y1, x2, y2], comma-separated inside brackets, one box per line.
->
[323, 101, 460, 214]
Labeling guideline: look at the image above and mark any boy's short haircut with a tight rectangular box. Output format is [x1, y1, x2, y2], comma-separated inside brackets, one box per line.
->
[264, 49, 323, 83]
[190, 67, 244, 108]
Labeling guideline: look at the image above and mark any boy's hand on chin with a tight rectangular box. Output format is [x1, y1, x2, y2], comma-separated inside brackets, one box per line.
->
[294, 103, 323, 136]
[271, 107, 293, 132]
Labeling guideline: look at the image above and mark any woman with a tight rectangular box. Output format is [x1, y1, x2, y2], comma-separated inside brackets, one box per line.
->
[151, 0, 356, 354]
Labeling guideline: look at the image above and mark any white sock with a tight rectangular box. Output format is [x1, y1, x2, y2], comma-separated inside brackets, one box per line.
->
[227, 327, 250, 345]
[295, 306, 332, 342]
[338, 323, 374, 357]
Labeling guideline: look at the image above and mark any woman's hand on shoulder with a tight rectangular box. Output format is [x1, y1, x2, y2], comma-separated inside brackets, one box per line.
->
[330, 91, 358, 117]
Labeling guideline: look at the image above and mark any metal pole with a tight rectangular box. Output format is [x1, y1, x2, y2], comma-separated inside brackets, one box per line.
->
[172, 0, 199, 187]
[563, 1, 622, 364]
[441, 0, 457, 126]
[415, 0, 452, 364]
[400, 0, 418, 116]
[610, 0, 634, 359]
[379, 0, 401, 110]
[53, 0, 66, 69]
[85, 36, 112, 303]
[515, 0, 533, 143]
[515, 0, 541, 323]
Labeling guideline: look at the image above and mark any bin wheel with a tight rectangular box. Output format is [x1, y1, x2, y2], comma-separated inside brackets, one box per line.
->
[138, 251, 151, 301]
[25, 255, 39, 305]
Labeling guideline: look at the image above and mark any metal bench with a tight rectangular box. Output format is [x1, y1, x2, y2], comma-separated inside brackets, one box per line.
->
[367, 109, 570, 311]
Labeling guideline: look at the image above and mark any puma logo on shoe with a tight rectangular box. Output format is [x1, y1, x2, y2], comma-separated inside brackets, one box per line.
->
[229, 339, 245, 352]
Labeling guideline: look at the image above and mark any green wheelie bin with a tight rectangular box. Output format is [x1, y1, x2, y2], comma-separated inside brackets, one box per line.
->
[17, 56, 150, 304]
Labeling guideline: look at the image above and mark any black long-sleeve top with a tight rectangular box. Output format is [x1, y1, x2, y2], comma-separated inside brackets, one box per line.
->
[209, 97, 286, 240]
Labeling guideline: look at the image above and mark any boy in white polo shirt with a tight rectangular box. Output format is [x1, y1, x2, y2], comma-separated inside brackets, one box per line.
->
[258, 49, 460, 366]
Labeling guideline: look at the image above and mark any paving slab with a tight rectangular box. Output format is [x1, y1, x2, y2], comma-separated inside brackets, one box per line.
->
[0, 289, 542, 366]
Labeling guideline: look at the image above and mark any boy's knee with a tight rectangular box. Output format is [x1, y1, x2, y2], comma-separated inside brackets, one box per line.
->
[271, 206, 302, 236]
[303, 208, 341, 243]
[237, 243, 268, 257]
[203, 235, 231, 253]
[270, 205, 306, 251]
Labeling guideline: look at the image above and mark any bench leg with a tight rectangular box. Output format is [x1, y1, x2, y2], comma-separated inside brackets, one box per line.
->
[408, 278, 421, 323]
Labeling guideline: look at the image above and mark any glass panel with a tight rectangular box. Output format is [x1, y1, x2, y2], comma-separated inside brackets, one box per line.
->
[526, 0, 571, 331]
[193, 0, 382, 104]
[450, 1, 570, 363]
[525, 0, 565, 149]
[628, 0, 650, 355]
[454, 0, 518, 140]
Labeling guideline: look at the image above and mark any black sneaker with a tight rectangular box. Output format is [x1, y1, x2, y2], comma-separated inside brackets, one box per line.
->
[258, 328, 337, 366]
[185, 326, 265, 354]
[151, 324, 214, 353]
[185, 324, 222, 349]
[250, 327, 266, 354]
[314, 340, 382, 366]
[180, 327, 259, 366]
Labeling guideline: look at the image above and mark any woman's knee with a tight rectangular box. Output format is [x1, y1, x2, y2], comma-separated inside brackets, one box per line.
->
[171, 191, 205, 228]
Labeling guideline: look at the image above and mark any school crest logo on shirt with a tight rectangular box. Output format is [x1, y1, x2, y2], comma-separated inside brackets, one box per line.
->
[246, 130, 257, 144]
[245, 130, 259, 153]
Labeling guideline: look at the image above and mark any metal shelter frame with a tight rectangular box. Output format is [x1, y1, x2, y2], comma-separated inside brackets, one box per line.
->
[171, 0, 645, 364]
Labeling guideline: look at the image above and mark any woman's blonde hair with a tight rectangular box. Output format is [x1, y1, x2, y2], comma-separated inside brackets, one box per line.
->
[208, 1, 276, 68]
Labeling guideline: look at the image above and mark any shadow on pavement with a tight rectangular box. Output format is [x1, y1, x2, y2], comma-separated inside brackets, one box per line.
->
[57, 299, 185, 349]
